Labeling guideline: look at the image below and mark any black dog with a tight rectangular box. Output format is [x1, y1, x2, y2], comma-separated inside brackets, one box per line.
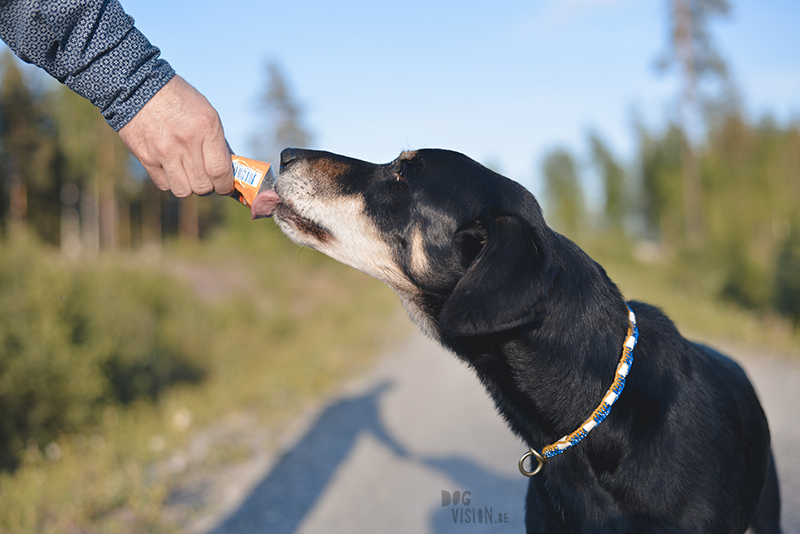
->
[253, 148, 782, 533]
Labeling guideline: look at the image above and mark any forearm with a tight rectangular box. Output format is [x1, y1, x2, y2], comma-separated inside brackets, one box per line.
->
[1, 0, 234, 197]
[0, 0, 174, 130]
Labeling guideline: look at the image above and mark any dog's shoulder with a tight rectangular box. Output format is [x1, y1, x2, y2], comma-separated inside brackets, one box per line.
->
[625, 300, 767, 431]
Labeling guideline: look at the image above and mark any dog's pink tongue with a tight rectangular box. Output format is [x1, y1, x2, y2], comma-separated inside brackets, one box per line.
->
[251, 189, 281, 220]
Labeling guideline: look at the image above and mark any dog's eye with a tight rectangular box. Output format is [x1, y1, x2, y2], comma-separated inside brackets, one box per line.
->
[389, 159, 409, 183]
[394, 161, 409, 181]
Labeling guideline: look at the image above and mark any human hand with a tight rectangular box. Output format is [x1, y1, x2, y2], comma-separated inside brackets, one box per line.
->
[118, 75, 234, 198]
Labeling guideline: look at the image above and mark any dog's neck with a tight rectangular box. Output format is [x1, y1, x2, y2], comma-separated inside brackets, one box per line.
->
[438, 252, 631, 454]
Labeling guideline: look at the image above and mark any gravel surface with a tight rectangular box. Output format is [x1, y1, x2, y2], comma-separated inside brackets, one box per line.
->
[181, 331, 799, 534]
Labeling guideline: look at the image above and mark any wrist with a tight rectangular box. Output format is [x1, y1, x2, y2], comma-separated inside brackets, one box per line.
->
[66, 26, 175, 131]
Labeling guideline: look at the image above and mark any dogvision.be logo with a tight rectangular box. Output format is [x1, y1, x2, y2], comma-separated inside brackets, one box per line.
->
[441, 490, 511, 525]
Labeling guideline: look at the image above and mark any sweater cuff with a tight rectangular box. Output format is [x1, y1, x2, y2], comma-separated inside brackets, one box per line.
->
[64, 26, 175, 131]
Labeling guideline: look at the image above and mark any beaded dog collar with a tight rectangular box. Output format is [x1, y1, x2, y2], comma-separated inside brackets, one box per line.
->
[518, 305, 639, 476]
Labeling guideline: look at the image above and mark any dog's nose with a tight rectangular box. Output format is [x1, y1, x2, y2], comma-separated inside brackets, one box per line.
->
[280, 148, 299, 170]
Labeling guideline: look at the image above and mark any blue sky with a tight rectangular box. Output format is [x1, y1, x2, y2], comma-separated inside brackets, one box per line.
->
[28, 1, 800, 192]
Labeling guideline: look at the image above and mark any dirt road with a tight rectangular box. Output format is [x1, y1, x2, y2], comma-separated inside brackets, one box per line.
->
[185, 331, 799, 533]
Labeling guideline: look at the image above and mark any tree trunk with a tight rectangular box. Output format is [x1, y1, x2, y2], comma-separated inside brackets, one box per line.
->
[179, 195, 199, 243]
[7, 173, 26, 231]
[672, 0, 704, 244]
[141, 183, 162, 255]
[80, 178, 99, 257]
[60, 183, 81, 259]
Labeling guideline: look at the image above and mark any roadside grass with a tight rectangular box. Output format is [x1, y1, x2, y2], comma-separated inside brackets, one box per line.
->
[0, 211, 403, 534]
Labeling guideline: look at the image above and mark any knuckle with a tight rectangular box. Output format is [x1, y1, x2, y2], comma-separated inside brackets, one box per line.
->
[207, 158, 233, 179]
[149, 176, 170, 191]
[194, 182, 214, 196]
[198, 107, 221, 128]
[171, 125, 195, 146]
[214, 182, 234, 195]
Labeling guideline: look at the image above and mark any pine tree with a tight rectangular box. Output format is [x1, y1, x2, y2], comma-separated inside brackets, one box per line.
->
[657, 0, 731, 244]
[0, 49, 56, 237]
[250, 61, 312, 165]
[588, 132, 626, 232]
[51, 84, 136, 255]
[636, 122, 684, 249]
[542, 148, 585, 237]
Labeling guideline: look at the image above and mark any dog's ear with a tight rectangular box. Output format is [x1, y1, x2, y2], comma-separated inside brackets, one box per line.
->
[439, 214, 556, 338]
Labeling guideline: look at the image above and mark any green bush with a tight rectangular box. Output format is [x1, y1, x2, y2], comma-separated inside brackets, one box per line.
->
[718, 249, 771, 311]
[0, 226, 401, 533]
[61, 266, 210, 405]
[775, 233, 800, 324]
[0, 237, 209, 471]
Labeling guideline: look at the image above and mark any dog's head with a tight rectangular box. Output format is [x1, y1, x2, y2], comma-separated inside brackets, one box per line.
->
[260, 148, 558, 339]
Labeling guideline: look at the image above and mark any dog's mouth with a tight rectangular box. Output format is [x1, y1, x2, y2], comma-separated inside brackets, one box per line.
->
[250, 189, 281, 219]
[275, 202, 332, 242]
[251, 189, 331, 242]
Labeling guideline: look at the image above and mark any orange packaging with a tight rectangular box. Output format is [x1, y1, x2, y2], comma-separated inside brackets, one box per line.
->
[230, 155, 276, 208]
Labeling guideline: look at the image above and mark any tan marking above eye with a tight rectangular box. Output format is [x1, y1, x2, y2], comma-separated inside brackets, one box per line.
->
[310, 159, 351, 181]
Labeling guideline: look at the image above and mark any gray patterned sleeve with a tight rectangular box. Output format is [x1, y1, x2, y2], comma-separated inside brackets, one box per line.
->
[0, 0, 175, 131]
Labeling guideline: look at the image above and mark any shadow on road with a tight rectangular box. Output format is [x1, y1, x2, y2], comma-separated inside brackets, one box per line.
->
[208, 375, 529, 534]
[209, 381, 406, 534]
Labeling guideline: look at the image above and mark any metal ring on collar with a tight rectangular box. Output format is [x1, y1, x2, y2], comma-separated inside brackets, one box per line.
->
[518, 447, 547, 477]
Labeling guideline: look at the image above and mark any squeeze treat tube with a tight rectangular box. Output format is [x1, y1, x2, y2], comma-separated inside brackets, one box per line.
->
[230, 155, 276, 208]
